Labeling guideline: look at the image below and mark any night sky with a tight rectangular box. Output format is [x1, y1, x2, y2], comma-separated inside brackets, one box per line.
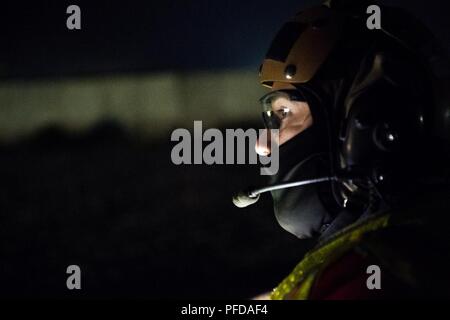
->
[2, 0, 449, 79]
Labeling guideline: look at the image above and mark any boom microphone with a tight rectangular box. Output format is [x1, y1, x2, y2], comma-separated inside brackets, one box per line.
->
[232, 177, 335, 208]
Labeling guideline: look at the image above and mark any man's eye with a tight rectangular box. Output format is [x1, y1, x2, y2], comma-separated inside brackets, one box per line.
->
[275, 107, 290, 119]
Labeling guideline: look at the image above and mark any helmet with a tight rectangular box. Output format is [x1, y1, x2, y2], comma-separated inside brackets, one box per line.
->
[259, 4, 342, 87]
[259, 0, 450, 214]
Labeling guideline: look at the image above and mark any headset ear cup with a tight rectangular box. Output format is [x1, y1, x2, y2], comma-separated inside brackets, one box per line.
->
[340, 96, 378, 171]
[372, 122, 399, 152]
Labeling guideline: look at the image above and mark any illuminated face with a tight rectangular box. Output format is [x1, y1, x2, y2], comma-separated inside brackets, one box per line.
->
[255, 88, 313, 156]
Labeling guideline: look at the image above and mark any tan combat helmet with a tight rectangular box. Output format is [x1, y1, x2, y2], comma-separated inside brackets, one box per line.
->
[259, 3, 344, 88]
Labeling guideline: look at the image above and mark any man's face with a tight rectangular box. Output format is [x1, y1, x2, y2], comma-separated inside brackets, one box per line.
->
[255, 84, 313, 156]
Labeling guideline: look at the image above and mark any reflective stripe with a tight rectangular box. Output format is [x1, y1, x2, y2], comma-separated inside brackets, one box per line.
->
[271, 213, 391, 300]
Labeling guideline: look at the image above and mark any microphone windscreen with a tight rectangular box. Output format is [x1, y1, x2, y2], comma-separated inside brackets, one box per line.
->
[232, 191, 260, 208]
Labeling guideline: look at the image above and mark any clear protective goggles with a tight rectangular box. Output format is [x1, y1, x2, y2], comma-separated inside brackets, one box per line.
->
[259, 89, 307, 130]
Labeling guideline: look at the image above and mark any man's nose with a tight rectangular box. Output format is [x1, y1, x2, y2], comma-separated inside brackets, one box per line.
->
[255, 129, 272, 156]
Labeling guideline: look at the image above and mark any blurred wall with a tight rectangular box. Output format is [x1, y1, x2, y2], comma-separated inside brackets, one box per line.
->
[0, 71, 266, 142]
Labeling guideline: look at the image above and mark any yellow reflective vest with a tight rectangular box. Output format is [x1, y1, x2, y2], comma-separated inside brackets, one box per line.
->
[271, 213, 392, 300]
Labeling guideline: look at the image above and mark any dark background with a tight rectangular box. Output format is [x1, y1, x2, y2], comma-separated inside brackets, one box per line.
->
[0, 0, 449, 298]
[2, 0, 450, 79]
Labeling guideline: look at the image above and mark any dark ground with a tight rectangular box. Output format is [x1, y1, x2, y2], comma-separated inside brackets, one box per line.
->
[0, 121, 312, 299]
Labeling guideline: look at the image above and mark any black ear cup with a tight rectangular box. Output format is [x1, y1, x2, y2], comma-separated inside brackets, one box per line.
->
[372, 122, 399, 152]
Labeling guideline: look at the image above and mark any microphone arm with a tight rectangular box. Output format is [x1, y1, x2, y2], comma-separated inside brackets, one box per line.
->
[248, 177, 335, 197]
[233, 176, 336, 208]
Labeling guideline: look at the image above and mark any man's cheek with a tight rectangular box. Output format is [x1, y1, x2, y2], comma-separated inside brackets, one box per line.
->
[279, 128, 298, 146]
